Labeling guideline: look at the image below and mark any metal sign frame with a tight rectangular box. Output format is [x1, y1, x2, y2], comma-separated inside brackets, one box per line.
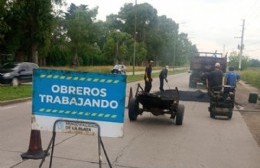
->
[39, 119, 112, 168]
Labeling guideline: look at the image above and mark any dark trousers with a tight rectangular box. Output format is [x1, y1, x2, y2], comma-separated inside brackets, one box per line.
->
[144, 81, 152, 93]
[159, 78, 164, 91]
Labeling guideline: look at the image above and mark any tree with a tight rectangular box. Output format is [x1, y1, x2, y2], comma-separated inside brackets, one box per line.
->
[154, 15, 178, 66]
[228, 51, 249, 70]
[102, 30, 133, 64]
[2, 0, 63, 64]
[46, 9, 71, 66]
[248, 59, 260, 67]
[65, 3, 99, 66]
[0, 0, 9, 46]
[110, 2, 196, 66]
[118, 3, 158, 62]
[175, 33, 195, 66]
[1, 1, 197, 67]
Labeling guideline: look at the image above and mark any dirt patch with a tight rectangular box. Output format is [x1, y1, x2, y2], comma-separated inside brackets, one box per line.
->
[235, 81, 260, 146]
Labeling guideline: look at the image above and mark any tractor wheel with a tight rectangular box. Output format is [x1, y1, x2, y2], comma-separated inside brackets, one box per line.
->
[227, 109, 233, 119]
[128, 98, 138, 121]
[176, 104, 185, 125]
[210, 107, 216, 119]
[210, 111, 215, 118]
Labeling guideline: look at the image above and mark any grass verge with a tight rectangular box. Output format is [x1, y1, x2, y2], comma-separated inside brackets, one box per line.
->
[0, 85, 32, 101]
[238, 68, 260, 89]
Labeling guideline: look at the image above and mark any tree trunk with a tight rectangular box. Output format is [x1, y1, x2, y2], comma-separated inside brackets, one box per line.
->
[31, 44, 38, 64]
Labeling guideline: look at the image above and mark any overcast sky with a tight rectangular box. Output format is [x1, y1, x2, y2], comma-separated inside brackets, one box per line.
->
[65, 0, 260, 60]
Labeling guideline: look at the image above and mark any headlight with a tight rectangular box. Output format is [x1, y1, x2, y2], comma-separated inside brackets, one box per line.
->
[3, 73, 11, 77]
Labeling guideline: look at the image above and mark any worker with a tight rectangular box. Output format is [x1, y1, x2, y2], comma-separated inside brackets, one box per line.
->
[224, 67, 240, 93]
[159, 65, 169, 92]
[144, 59, 153, 93]
[225, 67, 240, 87]
[206, 62, 224, 92]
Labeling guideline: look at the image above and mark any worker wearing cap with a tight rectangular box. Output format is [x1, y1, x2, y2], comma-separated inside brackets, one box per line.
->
[144, 59, 153, 93]
[159, 65, 169, 92]
[206, 62, 224, 91]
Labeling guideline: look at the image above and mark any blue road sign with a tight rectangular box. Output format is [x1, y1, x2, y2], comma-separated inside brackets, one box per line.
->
[32, 69, 127, 137]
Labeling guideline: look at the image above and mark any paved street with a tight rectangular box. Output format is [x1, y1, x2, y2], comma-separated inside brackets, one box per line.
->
[0, 72, 260, 168]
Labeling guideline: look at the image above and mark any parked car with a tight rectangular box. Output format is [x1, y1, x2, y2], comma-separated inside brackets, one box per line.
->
[111, 64, 127, 74]
[0, 62, 39, 86]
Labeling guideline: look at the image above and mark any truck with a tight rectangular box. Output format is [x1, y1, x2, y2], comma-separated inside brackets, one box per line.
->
[189, 52, 227, 88]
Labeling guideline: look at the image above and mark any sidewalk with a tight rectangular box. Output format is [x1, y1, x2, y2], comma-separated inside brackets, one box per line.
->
[235, 80, 260, 147]
[126, 67, 188, 75]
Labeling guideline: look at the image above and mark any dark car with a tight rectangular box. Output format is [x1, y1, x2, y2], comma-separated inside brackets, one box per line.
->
[0, 62, 39, 86]
[111, 64, 127, 74]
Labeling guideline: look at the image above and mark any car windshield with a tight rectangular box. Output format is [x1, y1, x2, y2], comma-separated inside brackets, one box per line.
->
[1, 62, 19, 70]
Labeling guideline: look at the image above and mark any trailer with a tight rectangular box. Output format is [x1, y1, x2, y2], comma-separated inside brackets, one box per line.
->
[128, 83, 185, 125]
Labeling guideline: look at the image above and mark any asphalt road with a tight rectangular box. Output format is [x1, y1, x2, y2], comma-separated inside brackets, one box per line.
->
[0, 72, 260, 168]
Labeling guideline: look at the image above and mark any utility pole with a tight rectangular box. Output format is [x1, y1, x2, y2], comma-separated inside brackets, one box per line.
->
[222, 44, 226, 56]
[133, 0, 137, 75]
[173, 39, 176, 67]
[238, 19, 245, 70]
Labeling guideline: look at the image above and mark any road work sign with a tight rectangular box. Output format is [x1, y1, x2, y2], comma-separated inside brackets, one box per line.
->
[31, 69, 126, 137]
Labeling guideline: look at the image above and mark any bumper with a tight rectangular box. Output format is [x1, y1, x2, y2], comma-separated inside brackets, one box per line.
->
[0, 77, 12, 84]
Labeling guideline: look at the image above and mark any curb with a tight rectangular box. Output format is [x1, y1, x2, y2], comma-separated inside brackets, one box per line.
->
[0, 97, 32, 106]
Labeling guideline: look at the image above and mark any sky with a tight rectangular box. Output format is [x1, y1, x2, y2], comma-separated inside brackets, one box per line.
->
[65, 0, 260, 60]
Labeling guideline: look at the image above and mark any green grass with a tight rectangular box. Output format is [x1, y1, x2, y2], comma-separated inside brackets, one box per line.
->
[238, 68, 260, 89]
[0, 66, 187, 102]
[42, 65, 147, 73]
[0, 85, 32, 101]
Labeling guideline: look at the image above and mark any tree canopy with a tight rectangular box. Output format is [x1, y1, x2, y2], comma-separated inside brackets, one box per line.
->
[0, 1, 198, 67]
